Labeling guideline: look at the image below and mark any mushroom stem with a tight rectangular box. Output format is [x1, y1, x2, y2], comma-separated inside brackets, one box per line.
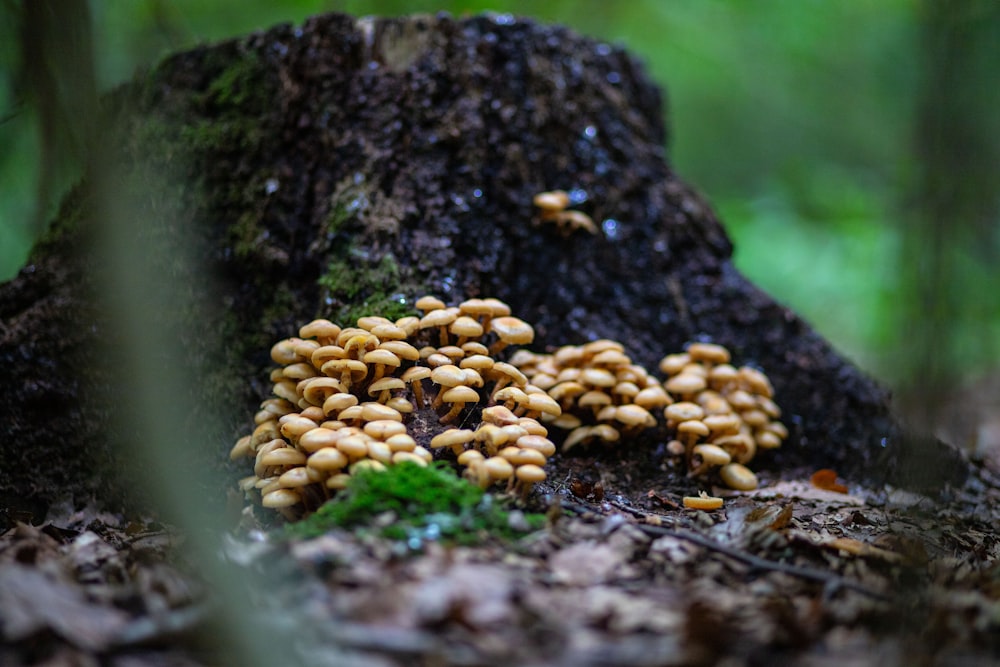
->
[440, 401, 466, 424]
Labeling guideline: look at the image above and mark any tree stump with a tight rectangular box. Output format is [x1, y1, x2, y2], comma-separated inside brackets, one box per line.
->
[0, 13, 969, 520]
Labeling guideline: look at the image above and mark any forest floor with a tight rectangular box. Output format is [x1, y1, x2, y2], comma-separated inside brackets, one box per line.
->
[3, 446, 1000, 667]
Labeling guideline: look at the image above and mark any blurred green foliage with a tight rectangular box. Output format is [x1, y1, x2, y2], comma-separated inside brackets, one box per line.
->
[1, 0, 995, 383]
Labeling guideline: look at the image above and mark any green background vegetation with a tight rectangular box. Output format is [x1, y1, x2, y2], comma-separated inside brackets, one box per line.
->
[1, 0, 997, 390]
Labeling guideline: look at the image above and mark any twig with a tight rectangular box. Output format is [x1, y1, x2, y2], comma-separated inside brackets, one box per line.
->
[560, 497, 889, 600]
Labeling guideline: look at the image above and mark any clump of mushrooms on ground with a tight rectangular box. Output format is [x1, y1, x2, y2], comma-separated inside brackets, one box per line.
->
[231, 296, 788, 521]
[230, 296, 557, 519]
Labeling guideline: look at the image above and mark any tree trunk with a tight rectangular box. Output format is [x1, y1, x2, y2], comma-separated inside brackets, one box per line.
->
[0, 13, 969, 522]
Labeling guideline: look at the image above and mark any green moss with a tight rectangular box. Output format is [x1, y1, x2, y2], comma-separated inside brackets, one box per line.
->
[318, 250, 418, 324]
[203, 51, 268, 112]
[286, 462, 545, 547]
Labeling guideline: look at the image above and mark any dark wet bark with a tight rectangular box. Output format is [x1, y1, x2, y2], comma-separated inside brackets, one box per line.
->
[0, 13, 970, 522]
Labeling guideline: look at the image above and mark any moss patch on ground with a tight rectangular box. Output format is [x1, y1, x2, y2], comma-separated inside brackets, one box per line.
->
[285, 462, 545, 547]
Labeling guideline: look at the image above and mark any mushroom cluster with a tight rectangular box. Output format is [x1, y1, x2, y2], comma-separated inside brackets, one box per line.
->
[509, 340, 669, 451]
[658, 343, 788, 491]
[432, 404, 555, 497]
[510, 341, 787, 491]
[229, 296, 556, 519]
[532, 190, 597, 235]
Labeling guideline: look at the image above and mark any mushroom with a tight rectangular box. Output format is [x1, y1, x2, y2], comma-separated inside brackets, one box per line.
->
[298, 427, 342, 453]
[439, 385, 481, 424]
[665, 373, 707, 400]
[431, 428, 476, 455]
[533, 189, 570, 214]
[420, 308, 458, 346]
[400, 366, 431, 408]
[299, 319, 342, 345]
[719, 462, 758, 491]
[306, 447, 349, 472]
[392, 451, 428, 466]
[321, 358, 368, 390]
[367, 376, 405, 404]
[488, 361, 529, 400]
[689, 443, 731, 477]
[686, 342, 730, 365]
[363, 348, 401, 382]
[415, 295, 446, 312]
[488, 316, 534, 355]
[322, 392, 359, 418]
[360, 402, 403, 423]
[682, 493, 724, 511]
[450, 316, 485, 346]
[363, 419, 408, 440]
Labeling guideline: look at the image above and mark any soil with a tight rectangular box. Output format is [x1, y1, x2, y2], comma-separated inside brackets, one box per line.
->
[3, 456, 1000, 666]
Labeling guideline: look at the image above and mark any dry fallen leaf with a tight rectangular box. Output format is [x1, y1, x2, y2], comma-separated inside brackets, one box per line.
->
[811, 469, 848, 494]
[824, 537, 903, 563]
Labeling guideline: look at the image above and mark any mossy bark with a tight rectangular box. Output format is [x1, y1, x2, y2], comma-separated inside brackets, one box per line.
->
[0, 13, 968, 522]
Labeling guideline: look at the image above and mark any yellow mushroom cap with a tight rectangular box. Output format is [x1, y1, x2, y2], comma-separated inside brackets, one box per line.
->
[755, 430, 782, 450]
[686, 342, 731, 365]
[336, 435, 370, 461]
[307, 447, 349, 471]
[703, 413, 741, 434]
[384, 433, 417, 452]
[350, 459, 387, 474]
[509, 448, 547, 467]
[615, 404, 655, 427]
[489, 317, 535, 346]
[361, 402, 403, 422]
[279, 415, 320, 440]
[450, 316, 484, 339]
[369, 323, 408, 340]
[262, 488, 301, 509]
[682, 494, 724, 510]
[441, 385, 480, 406]
[580, 368, 616, 388]
[431, 364, 467, 387]
[378, 340, 421, 361]
[392, 451, 428, 466]
[719, 462, 758, 491]
[533, 190, 570, 211]
[708, 364, 739, 388]
[515, 464, 546, 483]
[658, 353, 690, 376]
[664, 402, 705, 423]
[363, 419, 408, 439]
[678, 420, 710, 439]
[259, 448, 308, 467]
[525, 393, 562, 417]
[368, 377, 406, 396]
[665, 373, 707, 396]
[278, 466, 321, 488]
[633, 386, 672, 409]
[739, 367, 774, 398]
[401, 366, 432, 382]
[457, 449, 485, 465]
[364, 349, 402, 368]
[460, 354, 495, 371]
[481, 405, 519, 426]
[415, 295, 447, 312]
[691, 443, 731, 467]
[484, 456, 515, 480]
[420, 309, 457, 328]
[516, 434, 556, 457]
[298, 427, 341, 453]
[301, 377, 346, 406]
[431, 428, 476, 450]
